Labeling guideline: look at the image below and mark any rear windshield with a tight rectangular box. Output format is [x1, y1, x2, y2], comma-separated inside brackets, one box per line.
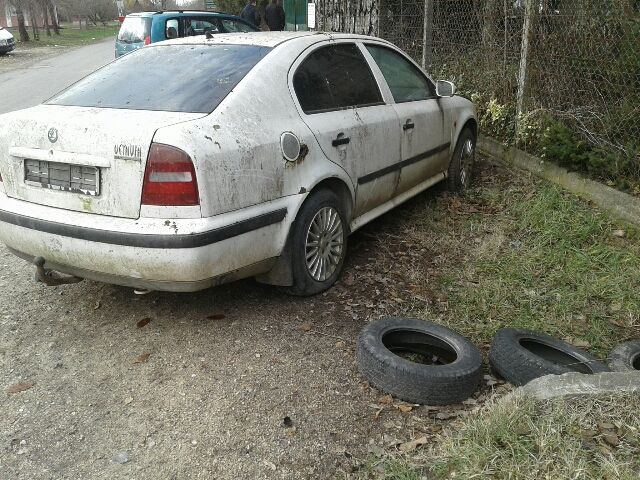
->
[117, 16, 151, 43]
[47, 45, 271, 113]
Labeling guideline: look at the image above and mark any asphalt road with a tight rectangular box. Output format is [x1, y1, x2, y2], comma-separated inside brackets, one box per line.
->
[0, 38, 114, 114]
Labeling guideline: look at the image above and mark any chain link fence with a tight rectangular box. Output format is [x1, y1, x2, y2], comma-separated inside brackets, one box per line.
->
[315, 0, 640, 192]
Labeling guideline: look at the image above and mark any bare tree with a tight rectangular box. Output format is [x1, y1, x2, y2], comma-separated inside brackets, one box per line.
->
[40, 0, 51, 36]
[9, 0, 30, 41]
[87, 0, 117, 25]
[48, 0, 60, 34]
[28, 0, 40, 40]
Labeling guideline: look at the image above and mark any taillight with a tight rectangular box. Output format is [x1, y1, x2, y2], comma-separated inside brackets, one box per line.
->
[144, 35, 151, 45]
[141, 143, 199, 206]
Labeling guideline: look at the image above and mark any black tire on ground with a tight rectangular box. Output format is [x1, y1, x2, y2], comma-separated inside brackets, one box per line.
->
[356, 317, 483, 405]
[447, 127, 476, 192]
[608, 340, 640, 372]
[489, 328, 610, 386]
[288, 189, 348, 296]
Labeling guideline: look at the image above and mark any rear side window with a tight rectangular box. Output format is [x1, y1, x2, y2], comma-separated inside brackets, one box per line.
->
[365, 45, 436, 102]
[293, 44, 383, 114]
[220, 19, 257, 33]
[165, 19, 179, 39]
[47, 45, 271, 113]
[117, 17, 151, 43]
[184, 18, 220, 36]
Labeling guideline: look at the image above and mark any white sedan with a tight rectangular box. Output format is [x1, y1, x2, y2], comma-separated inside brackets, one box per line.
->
[0, 32, 476, 295]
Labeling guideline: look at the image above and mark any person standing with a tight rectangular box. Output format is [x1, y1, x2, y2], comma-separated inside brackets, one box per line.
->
[240, 0, 261, 28]
[265, 0, 286, 31]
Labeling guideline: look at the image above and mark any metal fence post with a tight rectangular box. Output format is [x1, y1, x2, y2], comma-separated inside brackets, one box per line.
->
[516, 0, 535, 133]
[421, 0, 433, 69]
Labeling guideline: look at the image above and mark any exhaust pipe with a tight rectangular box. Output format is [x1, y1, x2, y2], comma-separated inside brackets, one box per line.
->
[33, 257, 84, 286]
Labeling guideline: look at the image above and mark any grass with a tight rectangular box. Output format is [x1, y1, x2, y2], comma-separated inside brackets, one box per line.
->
[349, 164, 640, 479]
[404, 171, 640, 358]
[10, 22, 120, 49]
[366, 392, 640, 480]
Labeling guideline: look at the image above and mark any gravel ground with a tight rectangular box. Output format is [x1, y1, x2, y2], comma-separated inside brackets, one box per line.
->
[0, 164, 506, 480]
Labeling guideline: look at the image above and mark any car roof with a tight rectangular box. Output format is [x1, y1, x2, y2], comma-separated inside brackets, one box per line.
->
[153, 31, 391, 49]
[127, 10, 241, 18]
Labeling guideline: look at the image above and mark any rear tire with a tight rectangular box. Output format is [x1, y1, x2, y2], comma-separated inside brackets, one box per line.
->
[448, 128, 476, 192]
[288, 189, 348, 296]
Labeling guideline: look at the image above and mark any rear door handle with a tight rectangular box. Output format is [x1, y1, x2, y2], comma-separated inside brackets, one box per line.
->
[403, 120, 415, 131]
[332, 136, 351, 147]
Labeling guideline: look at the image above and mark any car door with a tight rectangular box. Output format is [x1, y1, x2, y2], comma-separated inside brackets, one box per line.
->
[364, 44, 450, 194]
[291, 42, 402, 217]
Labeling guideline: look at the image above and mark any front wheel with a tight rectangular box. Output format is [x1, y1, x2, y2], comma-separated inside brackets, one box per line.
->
[288, 189, 348, 296]
[448, 128, 476, 192]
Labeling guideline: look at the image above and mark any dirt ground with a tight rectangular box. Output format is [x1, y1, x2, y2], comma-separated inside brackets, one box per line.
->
[0, 162, 534, 479]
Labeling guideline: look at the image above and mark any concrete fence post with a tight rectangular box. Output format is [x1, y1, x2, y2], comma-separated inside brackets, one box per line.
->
[516, 0, 535, 133]
[421, 0, 433, 69]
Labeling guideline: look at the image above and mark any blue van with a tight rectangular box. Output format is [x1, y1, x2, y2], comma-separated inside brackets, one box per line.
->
[115, 11, 259, 58]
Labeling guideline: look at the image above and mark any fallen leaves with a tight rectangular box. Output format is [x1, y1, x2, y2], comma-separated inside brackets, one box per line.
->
[394, 404, 413, 414]
[7, 381, 34, 395]
[564, 337, 591, 349]
[133, 353, 151, 364]
[136, 317, 151, 328]
[597, 421, 621, 447]
[398, 436, 427, 452]
[298, 323, 312, 332]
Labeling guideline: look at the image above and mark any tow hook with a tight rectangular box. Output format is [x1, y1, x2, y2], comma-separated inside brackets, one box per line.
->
[33, 257, 84, 286]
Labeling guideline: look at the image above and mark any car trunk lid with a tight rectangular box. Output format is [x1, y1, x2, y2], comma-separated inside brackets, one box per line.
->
[0, 105, 204, 219]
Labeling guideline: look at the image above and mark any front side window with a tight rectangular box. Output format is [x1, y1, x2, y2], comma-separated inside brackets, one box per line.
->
[48, 45, 271, 113]
[293, 43, 383, 114]
[366, 45, 435, 103]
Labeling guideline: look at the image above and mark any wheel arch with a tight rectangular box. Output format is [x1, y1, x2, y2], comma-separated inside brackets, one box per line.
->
[255, 175, 354, 287]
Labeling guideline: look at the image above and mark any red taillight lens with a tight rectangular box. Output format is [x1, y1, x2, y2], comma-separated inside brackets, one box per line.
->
[144, 35, 151, 45]
[141, 143, 199, 206]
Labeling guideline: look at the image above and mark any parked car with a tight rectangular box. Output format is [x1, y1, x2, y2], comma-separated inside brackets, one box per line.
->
[115, 10, 259, 58]
[0, 26, 15, 55]
[0, 32, 477, 295]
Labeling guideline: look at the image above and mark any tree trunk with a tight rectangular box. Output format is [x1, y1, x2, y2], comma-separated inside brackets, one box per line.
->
[48, 1, 60, 35]
[41, 0, 51, 36]
[29, 3, 39, 41]
[15, 2, 31, 42]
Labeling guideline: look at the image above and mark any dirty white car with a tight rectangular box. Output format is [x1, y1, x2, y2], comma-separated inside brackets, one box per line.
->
[0, 32, 476, 295]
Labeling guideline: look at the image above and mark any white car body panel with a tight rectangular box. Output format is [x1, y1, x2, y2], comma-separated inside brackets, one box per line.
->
[0, 32, 476, 292]
[0, 106, 204, 218]
[0, 27, 14, 41]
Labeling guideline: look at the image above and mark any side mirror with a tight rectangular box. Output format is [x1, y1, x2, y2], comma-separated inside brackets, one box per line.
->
[436, 80, 456, 98]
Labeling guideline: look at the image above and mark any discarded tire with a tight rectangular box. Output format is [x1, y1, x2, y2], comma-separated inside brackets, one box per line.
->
[356, 317, 483, 405]
[489, 328, 610, 386]
[608, 340, 640, 372]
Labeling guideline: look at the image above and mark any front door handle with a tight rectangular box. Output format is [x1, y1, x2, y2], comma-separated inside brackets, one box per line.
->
[403, 120, 415, 131]
[332, 136, 351, 147]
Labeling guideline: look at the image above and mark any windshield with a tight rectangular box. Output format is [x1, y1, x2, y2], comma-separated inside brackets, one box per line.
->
[117, 16, 151, 43]
[47, 44, 271, 113]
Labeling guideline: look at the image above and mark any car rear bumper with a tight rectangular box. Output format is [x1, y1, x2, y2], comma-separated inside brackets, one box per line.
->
[0, 192, 299, 291]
